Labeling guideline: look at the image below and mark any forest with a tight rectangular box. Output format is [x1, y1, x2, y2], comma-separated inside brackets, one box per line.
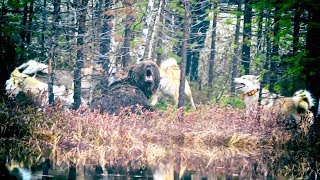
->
[0, 0, 319, 110]
[0, 0, 320, 178]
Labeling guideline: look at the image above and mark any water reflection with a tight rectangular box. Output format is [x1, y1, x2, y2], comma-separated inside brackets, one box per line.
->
[2, 143, 319, 179]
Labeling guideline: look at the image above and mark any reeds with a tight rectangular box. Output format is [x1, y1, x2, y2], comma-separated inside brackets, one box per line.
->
[2, 99, 309, 176]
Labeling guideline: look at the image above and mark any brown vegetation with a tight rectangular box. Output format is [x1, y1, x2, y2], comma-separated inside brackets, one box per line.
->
[2, 100, 300, 174]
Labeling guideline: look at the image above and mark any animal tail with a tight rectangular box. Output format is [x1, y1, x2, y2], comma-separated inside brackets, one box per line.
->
[293, 90, 315, 114]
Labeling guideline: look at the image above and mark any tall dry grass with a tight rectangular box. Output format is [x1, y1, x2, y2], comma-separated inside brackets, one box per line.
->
[2, 101, 297, 171]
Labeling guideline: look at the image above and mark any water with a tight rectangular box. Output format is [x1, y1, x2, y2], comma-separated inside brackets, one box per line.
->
[2, 143, 319, 180]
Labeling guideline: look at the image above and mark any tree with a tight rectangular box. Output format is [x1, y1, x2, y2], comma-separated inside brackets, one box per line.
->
[230, 0, 242, 95]
[48, 0, 60, 105]
[73, 0, 88, 109]
[208, 1, 218, 96]
[269, 5, 280, 92]
[99, 0, 113, 92]
[303, 0, 320, 117]
[178, 0, 190, 110]
[121, 0, 134, 68]
[188, 1, 211, 81]
[241, 0, 252, 75]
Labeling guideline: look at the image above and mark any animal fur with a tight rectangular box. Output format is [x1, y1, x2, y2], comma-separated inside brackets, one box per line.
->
[108, 58, 196, 108]
[234, 75, 315, 123]
[16, 60, 48, 74]
[151, 58, 196, 109]
[5, 69, 74, 106]
[15, 60, 105, 103]
[91, 60, 160, 114]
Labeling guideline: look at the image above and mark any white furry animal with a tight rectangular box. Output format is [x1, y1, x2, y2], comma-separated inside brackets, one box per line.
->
[16, 60, 48, 74]
[151, 58, 196, 109]
[5, 69, 74, 106]
[234, 75, 315, 122]
[15, 60, 105, 104]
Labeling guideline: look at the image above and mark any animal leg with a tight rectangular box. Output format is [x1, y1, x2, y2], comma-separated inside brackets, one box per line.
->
[151, 94, 159, 106]
[184, 80, 196, 109]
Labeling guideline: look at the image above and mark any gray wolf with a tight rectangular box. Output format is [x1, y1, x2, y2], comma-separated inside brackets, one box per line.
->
[91, 60, 160, 114]
[16, 59, 48, 74]
[5, 69, 73, 106]
[12, 60, 105, 105]
[234, 75, 314, 124]
[151, 58, 196, 109]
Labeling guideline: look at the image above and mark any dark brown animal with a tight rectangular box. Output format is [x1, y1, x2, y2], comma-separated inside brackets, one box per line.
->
[91, 61, 160, 115]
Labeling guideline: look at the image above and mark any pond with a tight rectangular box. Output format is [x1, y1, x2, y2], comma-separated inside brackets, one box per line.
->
[2, 135, 320, 180]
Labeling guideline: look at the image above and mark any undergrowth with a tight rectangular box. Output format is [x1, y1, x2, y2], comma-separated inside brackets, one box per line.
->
[1, 98, 318, 177]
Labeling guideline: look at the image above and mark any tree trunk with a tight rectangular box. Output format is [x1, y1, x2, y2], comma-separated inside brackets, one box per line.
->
[73, 0, 88, 109]
[303, 0, 320, 145]
[303, 3, 320, 117]
[155, 0, 165, 65]
[264, 9, 272, 87]
[241, 0, 252, 75]
[99, 0, 112, 92]
[256, 9, 263, 53]
[292, 1, 301, 55]
[26, 1, 33, 44]
[41, 0, 47, 59]
[269, 6, 280, 92]
[136, 0, 155, 62]
[208, 1, 218, 97]
[146, 0, 164, 60]
[178, 0, 190, 110]
[49, 0, 60, 105]
[231, 0, 242, 95]
[19, 4, 28, 61]
[94, 0, 102, 60]
[121, 0, 133, 68]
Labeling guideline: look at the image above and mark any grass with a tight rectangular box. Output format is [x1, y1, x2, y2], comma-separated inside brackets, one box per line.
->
[1, 98, 318, 177]
[0, 98, 290, 165]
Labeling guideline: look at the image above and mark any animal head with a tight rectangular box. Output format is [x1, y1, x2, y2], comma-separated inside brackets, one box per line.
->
[233, 75, 260, 94]
[5, 77, 21, 97]
[5, 70, 26, 97]
[160, 58, 179, 69]
[128, 60, 160, 98]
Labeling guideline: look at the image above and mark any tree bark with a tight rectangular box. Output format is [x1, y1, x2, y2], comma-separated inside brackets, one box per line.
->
[26, 1, 33, 44]
[269, 6, 280, 92]
[264, 9, 272, 87]
[208, 1, 218, 97]
[137, 0, 155, 62]
[155, 0, 165, 65]
[49, 0, 60, 105]
[256, 9, 263, 53]
[231, 0, 241, 95]
[146, 0, 164, 60]
[41, 0, 47, 59]
[303, 3, 320, 116]
[241, 0, 252, 75]
[292, 0, 301, 55]
[121, 0, 133, 68]
[178, 0, 190, 111]
[73, 0, 88, 109]
[99, 0, 112, 92]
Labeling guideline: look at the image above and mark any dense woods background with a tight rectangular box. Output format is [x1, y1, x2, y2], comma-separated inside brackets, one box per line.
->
[0, 0, 319, 114]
